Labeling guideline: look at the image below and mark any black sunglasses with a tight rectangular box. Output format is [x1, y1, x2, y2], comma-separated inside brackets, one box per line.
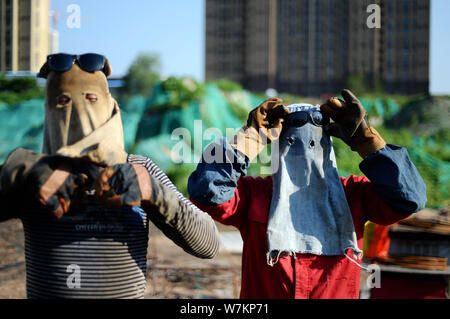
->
[285, 110, 329, 127]
[47, 53, 107, 73]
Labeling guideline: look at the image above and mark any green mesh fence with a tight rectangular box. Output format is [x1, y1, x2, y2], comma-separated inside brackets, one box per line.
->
[359, 98, 372, 114]
[359, 97, 401, 120]
[384, 98, 400, 119]
[373, 98, 385, 119]
[0, 99, 45, 161]
[0, 80, 448, 208]
[408, 147, 450, 199]
[133, 83, 244, 168]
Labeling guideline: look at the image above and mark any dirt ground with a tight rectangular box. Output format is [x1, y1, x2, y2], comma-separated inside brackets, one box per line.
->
[0, 218, 242, 299]
[0, 218, 375, 299]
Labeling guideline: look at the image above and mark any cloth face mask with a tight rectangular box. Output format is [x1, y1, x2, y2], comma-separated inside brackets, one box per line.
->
[267, 104, 361, 266]
[41, 61, 127, 166]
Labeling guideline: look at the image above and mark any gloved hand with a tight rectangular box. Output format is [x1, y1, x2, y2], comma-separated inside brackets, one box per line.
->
[95, 163, 152, 209]
[320, 89, 386, 158]
[24, 155, 102, 218]
[246, 98, 290, 141]
[230, 98, 290, 160]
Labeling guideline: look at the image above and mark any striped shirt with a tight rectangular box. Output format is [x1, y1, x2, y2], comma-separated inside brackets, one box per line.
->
[20, 154, 219, 299]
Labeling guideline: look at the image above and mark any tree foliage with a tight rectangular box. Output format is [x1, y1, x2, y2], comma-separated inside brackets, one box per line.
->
[120, 52, 161, 97]
[0, 74, 44, 105]
[209, 78, 243, 92]
[160, 77, 205, 109]
[345, 73, 384, 96]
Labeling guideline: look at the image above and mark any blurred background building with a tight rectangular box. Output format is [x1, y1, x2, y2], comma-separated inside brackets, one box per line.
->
[0, 0, 58, 74]
[205, 0, 430, 96]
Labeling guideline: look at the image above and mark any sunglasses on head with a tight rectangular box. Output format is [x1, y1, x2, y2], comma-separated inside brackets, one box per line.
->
[47, 53, 107, 74]
[285, 110, 329, 127]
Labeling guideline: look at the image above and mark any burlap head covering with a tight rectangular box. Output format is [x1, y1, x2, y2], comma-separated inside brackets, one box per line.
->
[38, 57, 127, 166]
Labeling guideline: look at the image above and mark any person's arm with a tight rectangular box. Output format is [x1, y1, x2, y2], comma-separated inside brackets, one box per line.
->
[322, 90, 427, 224]
[188, 98, 290, 228]
[187, 137, 251, 228]
[0, 164, 18, 222]
[358, 144, 427, 223]
[0, 149, 45, 219]
[127, 155, 220, 259]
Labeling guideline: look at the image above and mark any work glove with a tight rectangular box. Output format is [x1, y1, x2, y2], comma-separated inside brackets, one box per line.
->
[320, 89, 386, 158]
[230, 98, 290, 160]
[0, 148, 103, 219]
[95, 163, 152, 209]
[27, 156, 103, 218]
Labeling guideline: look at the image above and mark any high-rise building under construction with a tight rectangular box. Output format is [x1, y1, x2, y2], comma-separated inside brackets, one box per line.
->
[205, 0, 430, 96]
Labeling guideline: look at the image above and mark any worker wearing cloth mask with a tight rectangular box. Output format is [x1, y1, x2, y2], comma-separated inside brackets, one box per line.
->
[0, 53, 219, 298]
[188, 90, 427, 299]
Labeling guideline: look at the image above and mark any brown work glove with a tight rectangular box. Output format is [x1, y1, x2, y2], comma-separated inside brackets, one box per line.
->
[320, 89, 386, 158]
[230, 98, 290, 160]
[9, 150, 102, 219]
[95, 163, 153, 209]
[29, 157, 102, 218]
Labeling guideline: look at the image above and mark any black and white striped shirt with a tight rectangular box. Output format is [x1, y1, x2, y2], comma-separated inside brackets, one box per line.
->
[21, 154, 219, 299]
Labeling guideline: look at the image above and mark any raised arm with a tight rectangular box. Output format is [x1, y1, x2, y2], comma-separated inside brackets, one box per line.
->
[321, 90, 427, 224]
[358, 144, 426, 223]
[188, 98, 290, 228]
[187, 137, 251, 227]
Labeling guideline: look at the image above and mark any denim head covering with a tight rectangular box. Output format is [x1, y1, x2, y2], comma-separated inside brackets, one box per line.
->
[266, 104, 362, 266]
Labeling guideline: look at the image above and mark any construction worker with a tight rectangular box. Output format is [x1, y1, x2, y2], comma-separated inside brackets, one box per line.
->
[0, 53, 220, 298]
[188, 90, 427, 298]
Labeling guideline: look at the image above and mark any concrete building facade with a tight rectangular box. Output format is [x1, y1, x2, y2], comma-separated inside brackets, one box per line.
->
[205, 0, 430, 96]
[0, 0, 50, 73]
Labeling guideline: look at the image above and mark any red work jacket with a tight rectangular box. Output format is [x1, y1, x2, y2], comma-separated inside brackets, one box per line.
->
[192, 174, 410, 299]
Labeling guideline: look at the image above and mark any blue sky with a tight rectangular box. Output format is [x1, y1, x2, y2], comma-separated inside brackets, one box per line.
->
[52, 0, 449, 94]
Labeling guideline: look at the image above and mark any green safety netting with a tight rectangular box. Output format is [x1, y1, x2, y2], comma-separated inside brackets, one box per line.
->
[0, 80, 448, 208]
[359, 97, 400, 120]
[359, 98, 372, 114]
[0, 99, 45, 162]
[387, 96, 449, 138]
[121, 95, 147, 115]
[133, 134, 198, 171]
[0, 81, 257, 167]
[373, 99, 385, 119]
[137, 85, 243, 138]
[385, 98, 400, 119]
[121, 111, 142, 151]
[133, 83, 246, 169]
[408, 147, 450, 199]
[412, 137, 425, 148]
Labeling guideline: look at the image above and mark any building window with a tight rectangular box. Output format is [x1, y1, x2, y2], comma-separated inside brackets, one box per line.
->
[403, 0, 410, 13]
